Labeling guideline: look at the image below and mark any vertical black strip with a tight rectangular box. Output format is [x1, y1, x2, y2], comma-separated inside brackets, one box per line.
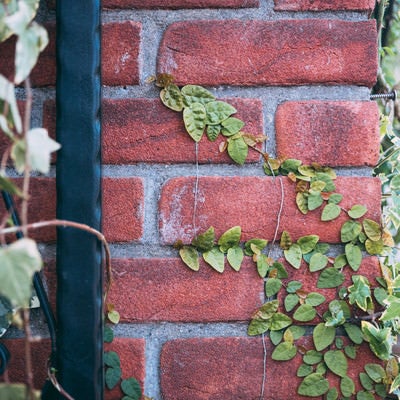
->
[55, 2, 103, 400]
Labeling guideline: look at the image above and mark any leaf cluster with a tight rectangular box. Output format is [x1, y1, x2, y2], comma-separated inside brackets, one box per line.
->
[156, 75, 266, 165]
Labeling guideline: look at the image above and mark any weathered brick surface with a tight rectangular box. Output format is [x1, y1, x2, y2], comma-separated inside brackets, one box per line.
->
[0, 177, 144, 242]
[274, 0, 375, 11]
[102, 178, 144, 242]
[0, 339, 51, 389]
[104, 338, 146, 400]
[103, 0, 259, 8]
[108, 257, 263, 322]
[102, 98, 263, 164]
[159, 176, 381, 244]
[0, 22, 140, 86]
[275, 101, 380, 167]
[158, 20, 377, 87]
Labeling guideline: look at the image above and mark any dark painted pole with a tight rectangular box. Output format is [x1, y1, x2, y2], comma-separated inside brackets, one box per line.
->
[55, 2, 103, 399]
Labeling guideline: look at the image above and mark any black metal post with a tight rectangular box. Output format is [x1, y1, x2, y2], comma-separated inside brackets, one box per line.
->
[55, 2, 103, 399]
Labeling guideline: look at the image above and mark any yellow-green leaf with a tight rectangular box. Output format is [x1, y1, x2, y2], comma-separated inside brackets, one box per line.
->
[183, 102, 206, 142]
[160, 83, 183, 111]
[227, 136, 248, 165]
[179, 246, 199, 271]
[203, 247, 225, 273]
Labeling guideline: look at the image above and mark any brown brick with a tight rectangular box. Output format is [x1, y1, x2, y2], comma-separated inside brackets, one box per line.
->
[275, 101, 380, 167]
[102, 98, 263, 164]
[0, 338, 51, 389]
[104, 338, 145, 400]
[103, 0, 259, 8]
[160, 336, 314, 400]
[159, 176, 381, 244]
[0, 22, 140, 87]
[158, 20, 377, 87]
[108, 257, 263, 322]
[102, 178, 144, 242]
[274, 0, 375, 11]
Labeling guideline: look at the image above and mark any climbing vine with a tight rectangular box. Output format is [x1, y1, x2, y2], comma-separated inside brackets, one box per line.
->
[155, 71, 400, 399]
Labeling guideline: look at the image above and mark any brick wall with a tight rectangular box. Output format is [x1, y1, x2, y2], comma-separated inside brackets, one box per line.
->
[0, 0, 380, 399]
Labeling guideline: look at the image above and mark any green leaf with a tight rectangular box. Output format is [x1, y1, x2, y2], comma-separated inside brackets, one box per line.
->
[268, 312, 292, 331]
[205, 101, 236, 125]
[206, 124, 220, 141]
[364, 363, 386, 383]
[160, 83, 183, 111]
[0, 238, 42, 307]
[26, 128, 60, 174]
[108, 310, 120, 324]
[105, 366, 122, 390]
[310, 180, 326, 192]
[324, 350, 348, 377]
[244, 238, 268, 255]
[303, 350, 323, 365]
[361, 321, 391, 361]
[247, 318, 270, 336]
[328, 193, 343, 204]
[348, 205, 367, 219]
[340, 376, 355, 397]
[363, 219, 381, 241]
[181, 84, 215, 106]
[284, 294, 299, 312]
[313, 173, 336, 192]
[348, 275, 371, 311]
[288, 325, 306, 340]
[218, 226, 241, 252]
[286, 280, 302, 293]
[293, 304, 316, 322]
[356, 391, 375, 400]
[271, 342, 297, 361]
[321, 203, 341, 221]
[344, 345, 356, 359]
[0, 175, 23, 197]
[334, 254, 347, 269]
[297, 364, 313, 377]
[254, 300, 279, 319]
[226, 246, 244, 271]
[221, 117, 245, 136]
[341, 220, 362, 243]
[305, 292, 325, 307]
[183, 102, 206, 142]
[203, 247, 225, 273]
[265, 278, 282, 297]
[297, 235, 319, 254]
[256, 253, 268, 278]
[104, 351, 120, 368]
[296, 192, 309, 214]
[191, 226, 215, 252]
[317, 268, 345, 289]
[307, 192, 323, 211]
[104, 325, 114, 343]
[227, 136, 248, 165]
[309, 253, 328, 272]
[270, 330, 283, 345]
[343, 323, 363, 344]
[284, 244, 302, 269]
[121, 378, 142, 400]
[0, 383, 40, 400]
[297, 373, 329, 397]
[298, 165, 317, 177]
[345, 243, 362, 271]
[326, 387, 338, 400]
[313, 323, 335, 351]
[365, 238, 384, 255]
[179, 246, 199, 271]
[359, 372, 373, 390]
[390, 373, 400, 394]
[281, 158, 302, 173]
[380, 295, 400, 321]
[14, 22, 49, 84]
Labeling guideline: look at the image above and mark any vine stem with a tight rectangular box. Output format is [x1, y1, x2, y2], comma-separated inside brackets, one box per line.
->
[192, 141, 200, 236]
[22, 309, 35, 400]
[0, 219, 112, 297]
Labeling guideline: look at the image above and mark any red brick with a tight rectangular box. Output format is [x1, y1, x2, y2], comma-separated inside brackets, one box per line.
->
[108, 257, 263, 322]
[160, 336, 316, 400]
[0, 177, 144, 243]
[102, 178, 144, 242]
[0, 338, 51, 389]
[103, 0, 259, 8]
[275, 101, 380, 167]
[158, 20, 377, 87]
[274, 0, 375, 11]
[159, 176, 381, 244]
[0, 22, 140, 87]
[102, 98, 263, 164]
[104, 338, 145, 400]
[101, 22, 141, 86]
